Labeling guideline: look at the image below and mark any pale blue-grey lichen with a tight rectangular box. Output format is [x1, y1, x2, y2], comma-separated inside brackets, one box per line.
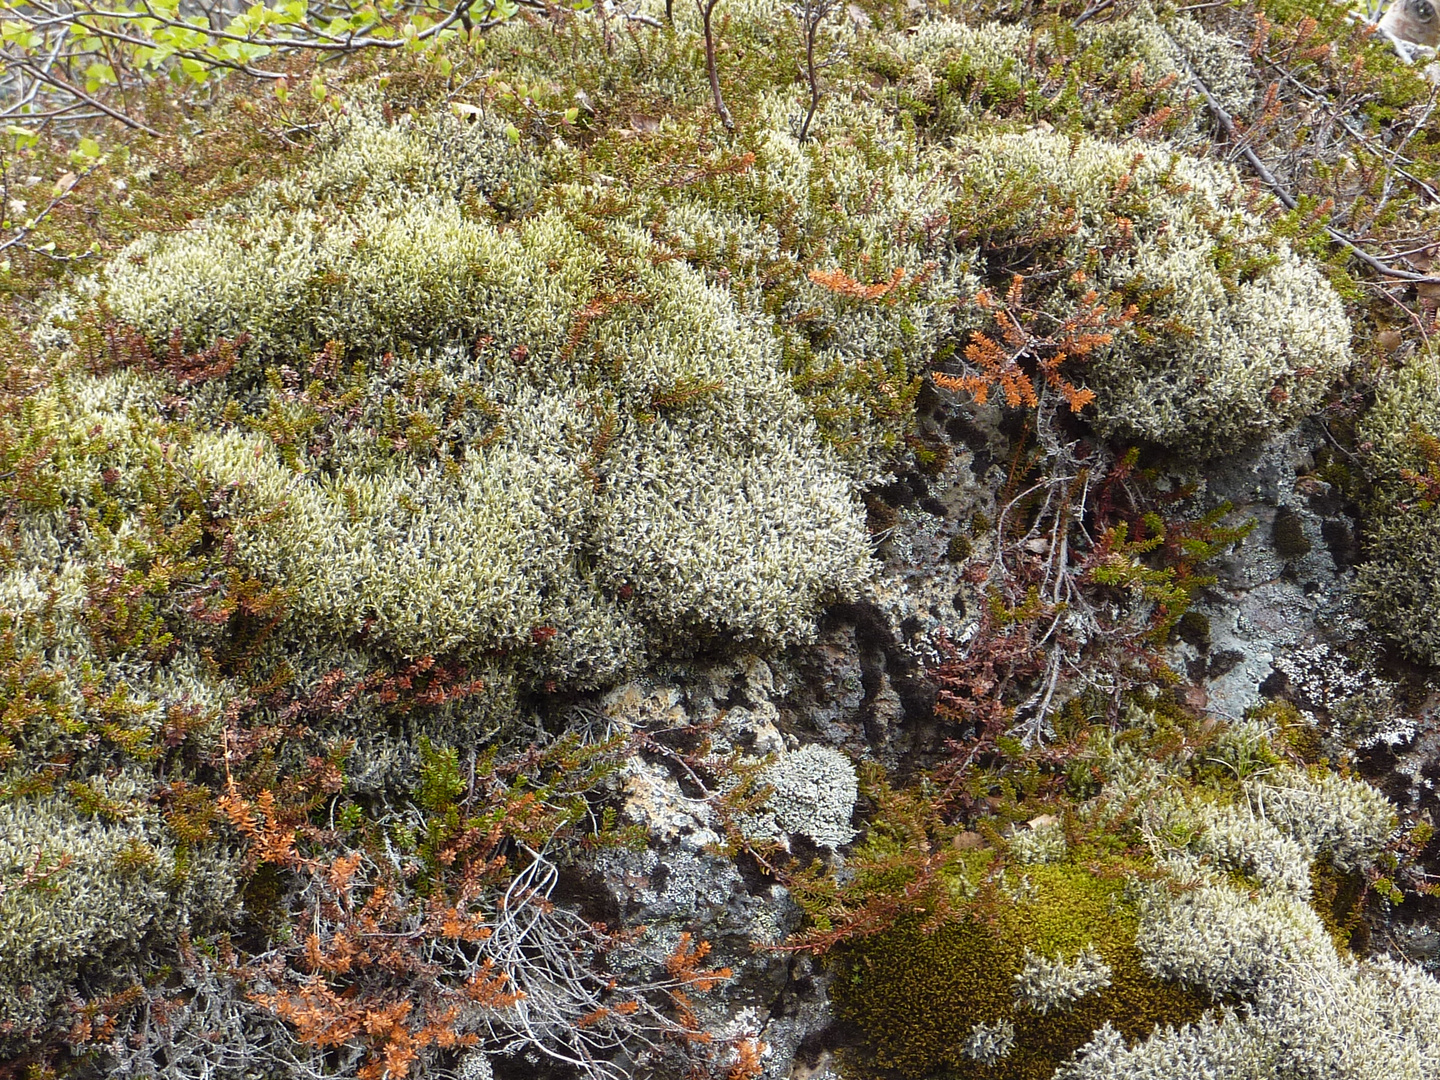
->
[941, 129, 1353, 456]
[750, 744, 859, 850]
[1013, 946, 1115, 1014]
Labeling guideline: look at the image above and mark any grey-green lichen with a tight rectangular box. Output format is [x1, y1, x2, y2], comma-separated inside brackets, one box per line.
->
[1354, 346, 1440, 663]
[0, 777, 236, 1042]
[890, 5, 1255, 143]
[941, 129, 1352, 455]
[750, 743, 859, 850]
[99, 112, 873, 674]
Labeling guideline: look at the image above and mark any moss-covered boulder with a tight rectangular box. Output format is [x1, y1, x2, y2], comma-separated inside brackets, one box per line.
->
[830, 860, 1213, 1079]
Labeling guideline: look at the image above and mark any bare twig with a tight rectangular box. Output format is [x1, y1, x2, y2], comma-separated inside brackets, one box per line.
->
[697, 0, 733, 130]
[1188, 64, 1440, 284]
[793, 0, 838, 143]
[1073, 0, 1115, 28]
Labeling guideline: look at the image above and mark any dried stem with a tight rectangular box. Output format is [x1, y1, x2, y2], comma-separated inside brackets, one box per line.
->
[697, 0, 734, 130]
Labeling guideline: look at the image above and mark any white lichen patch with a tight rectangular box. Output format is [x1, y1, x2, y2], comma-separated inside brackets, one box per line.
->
[1013, 946, 1115, 1014]
[962, 1018, 1017, 1065]
[942, 129, 1352, 456]
[751, 744, 859, 850]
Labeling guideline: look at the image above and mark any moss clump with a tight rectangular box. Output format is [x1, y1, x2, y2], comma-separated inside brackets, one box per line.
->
[1309, 859, 1368, 953]
[1353, 347, 1440, 664]
[830, 862, 1211, 1079]
[1176, 610, 1211, 650]
[1253, 699, 1323, 763]
[1355, 496, 1440, 665]
[1272, 506, 1312, 560]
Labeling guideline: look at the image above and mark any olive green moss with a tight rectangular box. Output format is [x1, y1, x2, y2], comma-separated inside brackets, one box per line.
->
[1176, 610, 1210, 650]
[1250, 700, 1323, 764]
[1309, 859, 1368, 953]
[1271, 507, 1312, 560]
[830, 862, 1212, 1079]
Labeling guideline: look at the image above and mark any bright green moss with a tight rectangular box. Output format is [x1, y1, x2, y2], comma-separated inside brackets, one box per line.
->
[830, 862, 1212, 1079]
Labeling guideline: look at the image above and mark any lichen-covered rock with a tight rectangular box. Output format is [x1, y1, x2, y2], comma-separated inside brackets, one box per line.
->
[752, 744, 859, 850]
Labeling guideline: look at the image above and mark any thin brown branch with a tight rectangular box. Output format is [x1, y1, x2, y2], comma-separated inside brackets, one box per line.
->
[697, 0, 733, 130]
[1188, 65, 1440, 285]
[17, 61, 161, 136]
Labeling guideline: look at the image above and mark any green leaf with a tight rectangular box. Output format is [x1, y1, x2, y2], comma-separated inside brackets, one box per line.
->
[178, 57, 211, 84]
[83, 62, 116, 94]
[6, 125, 37, 150]
[504, 123, 521, 144]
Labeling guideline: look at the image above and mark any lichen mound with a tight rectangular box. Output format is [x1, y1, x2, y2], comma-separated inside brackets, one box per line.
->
[947, 129, 1353, 456]
[98, 111, 873, 677]
[1355, 348, 1440, 664]
[0, 782, 236, 1043]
